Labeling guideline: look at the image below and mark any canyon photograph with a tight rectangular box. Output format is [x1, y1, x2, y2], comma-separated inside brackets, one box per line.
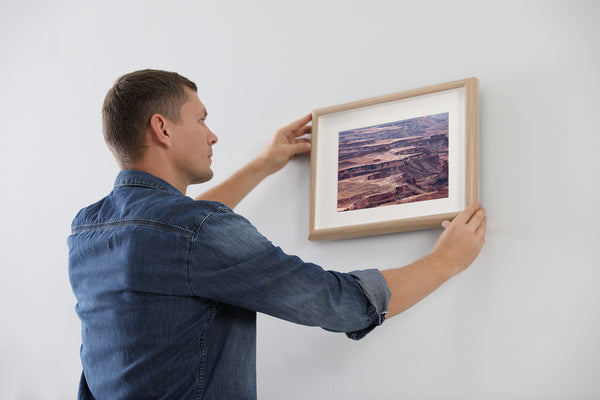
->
[337, 112, 449, 212]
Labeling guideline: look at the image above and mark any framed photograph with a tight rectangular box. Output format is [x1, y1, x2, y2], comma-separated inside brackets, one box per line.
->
[309, 77, 479, 241]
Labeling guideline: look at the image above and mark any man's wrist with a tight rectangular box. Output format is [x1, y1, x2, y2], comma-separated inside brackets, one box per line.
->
[423, 252, 456, 281]
[253, 154, 279, 176]
[246, 156, 273, 179]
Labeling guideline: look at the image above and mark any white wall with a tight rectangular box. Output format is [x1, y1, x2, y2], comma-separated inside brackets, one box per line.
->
[1, 1, 598, 398]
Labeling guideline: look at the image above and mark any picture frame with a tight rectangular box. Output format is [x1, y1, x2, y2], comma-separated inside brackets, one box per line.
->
[309, 77, 479, 241]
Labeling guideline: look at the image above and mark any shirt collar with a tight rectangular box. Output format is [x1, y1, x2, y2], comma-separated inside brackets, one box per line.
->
[114, 170, 183, 196]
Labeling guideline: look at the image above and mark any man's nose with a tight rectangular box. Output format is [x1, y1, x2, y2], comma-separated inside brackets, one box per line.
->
[208, 129, 218, 145]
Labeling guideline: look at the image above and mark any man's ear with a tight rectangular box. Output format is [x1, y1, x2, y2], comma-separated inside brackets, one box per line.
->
[148, 113, 173, 148]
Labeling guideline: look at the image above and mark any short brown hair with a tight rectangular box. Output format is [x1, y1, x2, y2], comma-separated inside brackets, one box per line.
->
[102, 69, 198, 167]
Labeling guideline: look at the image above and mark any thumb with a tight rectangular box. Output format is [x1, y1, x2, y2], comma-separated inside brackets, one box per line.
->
[442, 220, 450, 229]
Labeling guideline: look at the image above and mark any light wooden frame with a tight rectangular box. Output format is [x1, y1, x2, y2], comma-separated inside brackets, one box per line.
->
[309, 77, 479, 241]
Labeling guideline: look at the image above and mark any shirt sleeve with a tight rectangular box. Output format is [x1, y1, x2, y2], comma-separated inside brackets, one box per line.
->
[188, 208, 391, 339]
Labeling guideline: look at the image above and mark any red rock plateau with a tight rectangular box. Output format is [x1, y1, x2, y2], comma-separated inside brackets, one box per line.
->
[337, 113, 449, 212]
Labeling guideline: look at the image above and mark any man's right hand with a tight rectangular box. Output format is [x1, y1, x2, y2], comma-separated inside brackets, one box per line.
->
[380, 202, 486, 318]
[430, 202, 487, 278]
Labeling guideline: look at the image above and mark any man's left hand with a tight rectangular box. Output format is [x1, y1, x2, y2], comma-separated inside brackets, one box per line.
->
[257, 114, 312, 175]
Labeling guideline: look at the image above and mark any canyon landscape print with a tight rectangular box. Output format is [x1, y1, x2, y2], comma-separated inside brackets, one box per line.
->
[337, 112, 449, 212]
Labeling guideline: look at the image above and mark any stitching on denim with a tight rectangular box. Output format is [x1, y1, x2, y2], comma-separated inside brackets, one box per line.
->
[71, 219, 195, 237]
[114, 182, 173, 193]
[187, 206, 228, 296]
[189, 209, 226, 399]
[187, 206, 228, 297]
[195, 206, 229, 234]
[196, 334, 206, 400]
[187, 235, 197, 297]
[195, 301, 219, 400]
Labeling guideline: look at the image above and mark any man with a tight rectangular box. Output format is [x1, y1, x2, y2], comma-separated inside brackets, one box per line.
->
[68, 69, 486, 399]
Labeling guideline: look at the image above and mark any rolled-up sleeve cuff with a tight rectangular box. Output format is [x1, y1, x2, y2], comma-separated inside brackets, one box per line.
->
[345, 269, 391, 340]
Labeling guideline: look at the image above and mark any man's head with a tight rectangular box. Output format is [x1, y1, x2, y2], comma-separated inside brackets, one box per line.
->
[102, 69, 218, 190]
[102, 69, 198, 168]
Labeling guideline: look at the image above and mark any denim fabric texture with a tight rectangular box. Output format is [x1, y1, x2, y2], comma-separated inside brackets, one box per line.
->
[68, 170, 391, 400]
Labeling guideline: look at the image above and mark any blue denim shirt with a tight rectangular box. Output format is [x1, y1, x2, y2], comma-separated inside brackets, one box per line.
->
[68, 170, 391, 400]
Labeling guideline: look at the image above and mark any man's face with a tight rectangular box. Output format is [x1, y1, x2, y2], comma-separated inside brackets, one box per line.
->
[169, 88, 218, 185]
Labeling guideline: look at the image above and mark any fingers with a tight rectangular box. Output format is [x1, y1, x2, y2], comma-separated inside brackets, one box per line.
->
[280, 119, 311, 142]
[278, 138, 312, 160]
[475, 216, 487, 240]
[293, 140, 311, 154]
[454, 202, 482, 225]
[286, 113, 312, 131]
[294, 125, 312, 137]
[444, 202, 485, 233]
[467, 208, 486, 230]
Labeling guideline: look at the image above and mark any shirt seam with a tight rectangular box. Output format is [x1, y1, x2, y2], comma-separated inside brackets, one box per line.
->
[196, 206, 230, 232]
[186, 207, 229, 297]
[114, 182, 176, 194]
[72, 218, 196, 237]
[187, 208, 227, 399]
[195, 301, 219, 400]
